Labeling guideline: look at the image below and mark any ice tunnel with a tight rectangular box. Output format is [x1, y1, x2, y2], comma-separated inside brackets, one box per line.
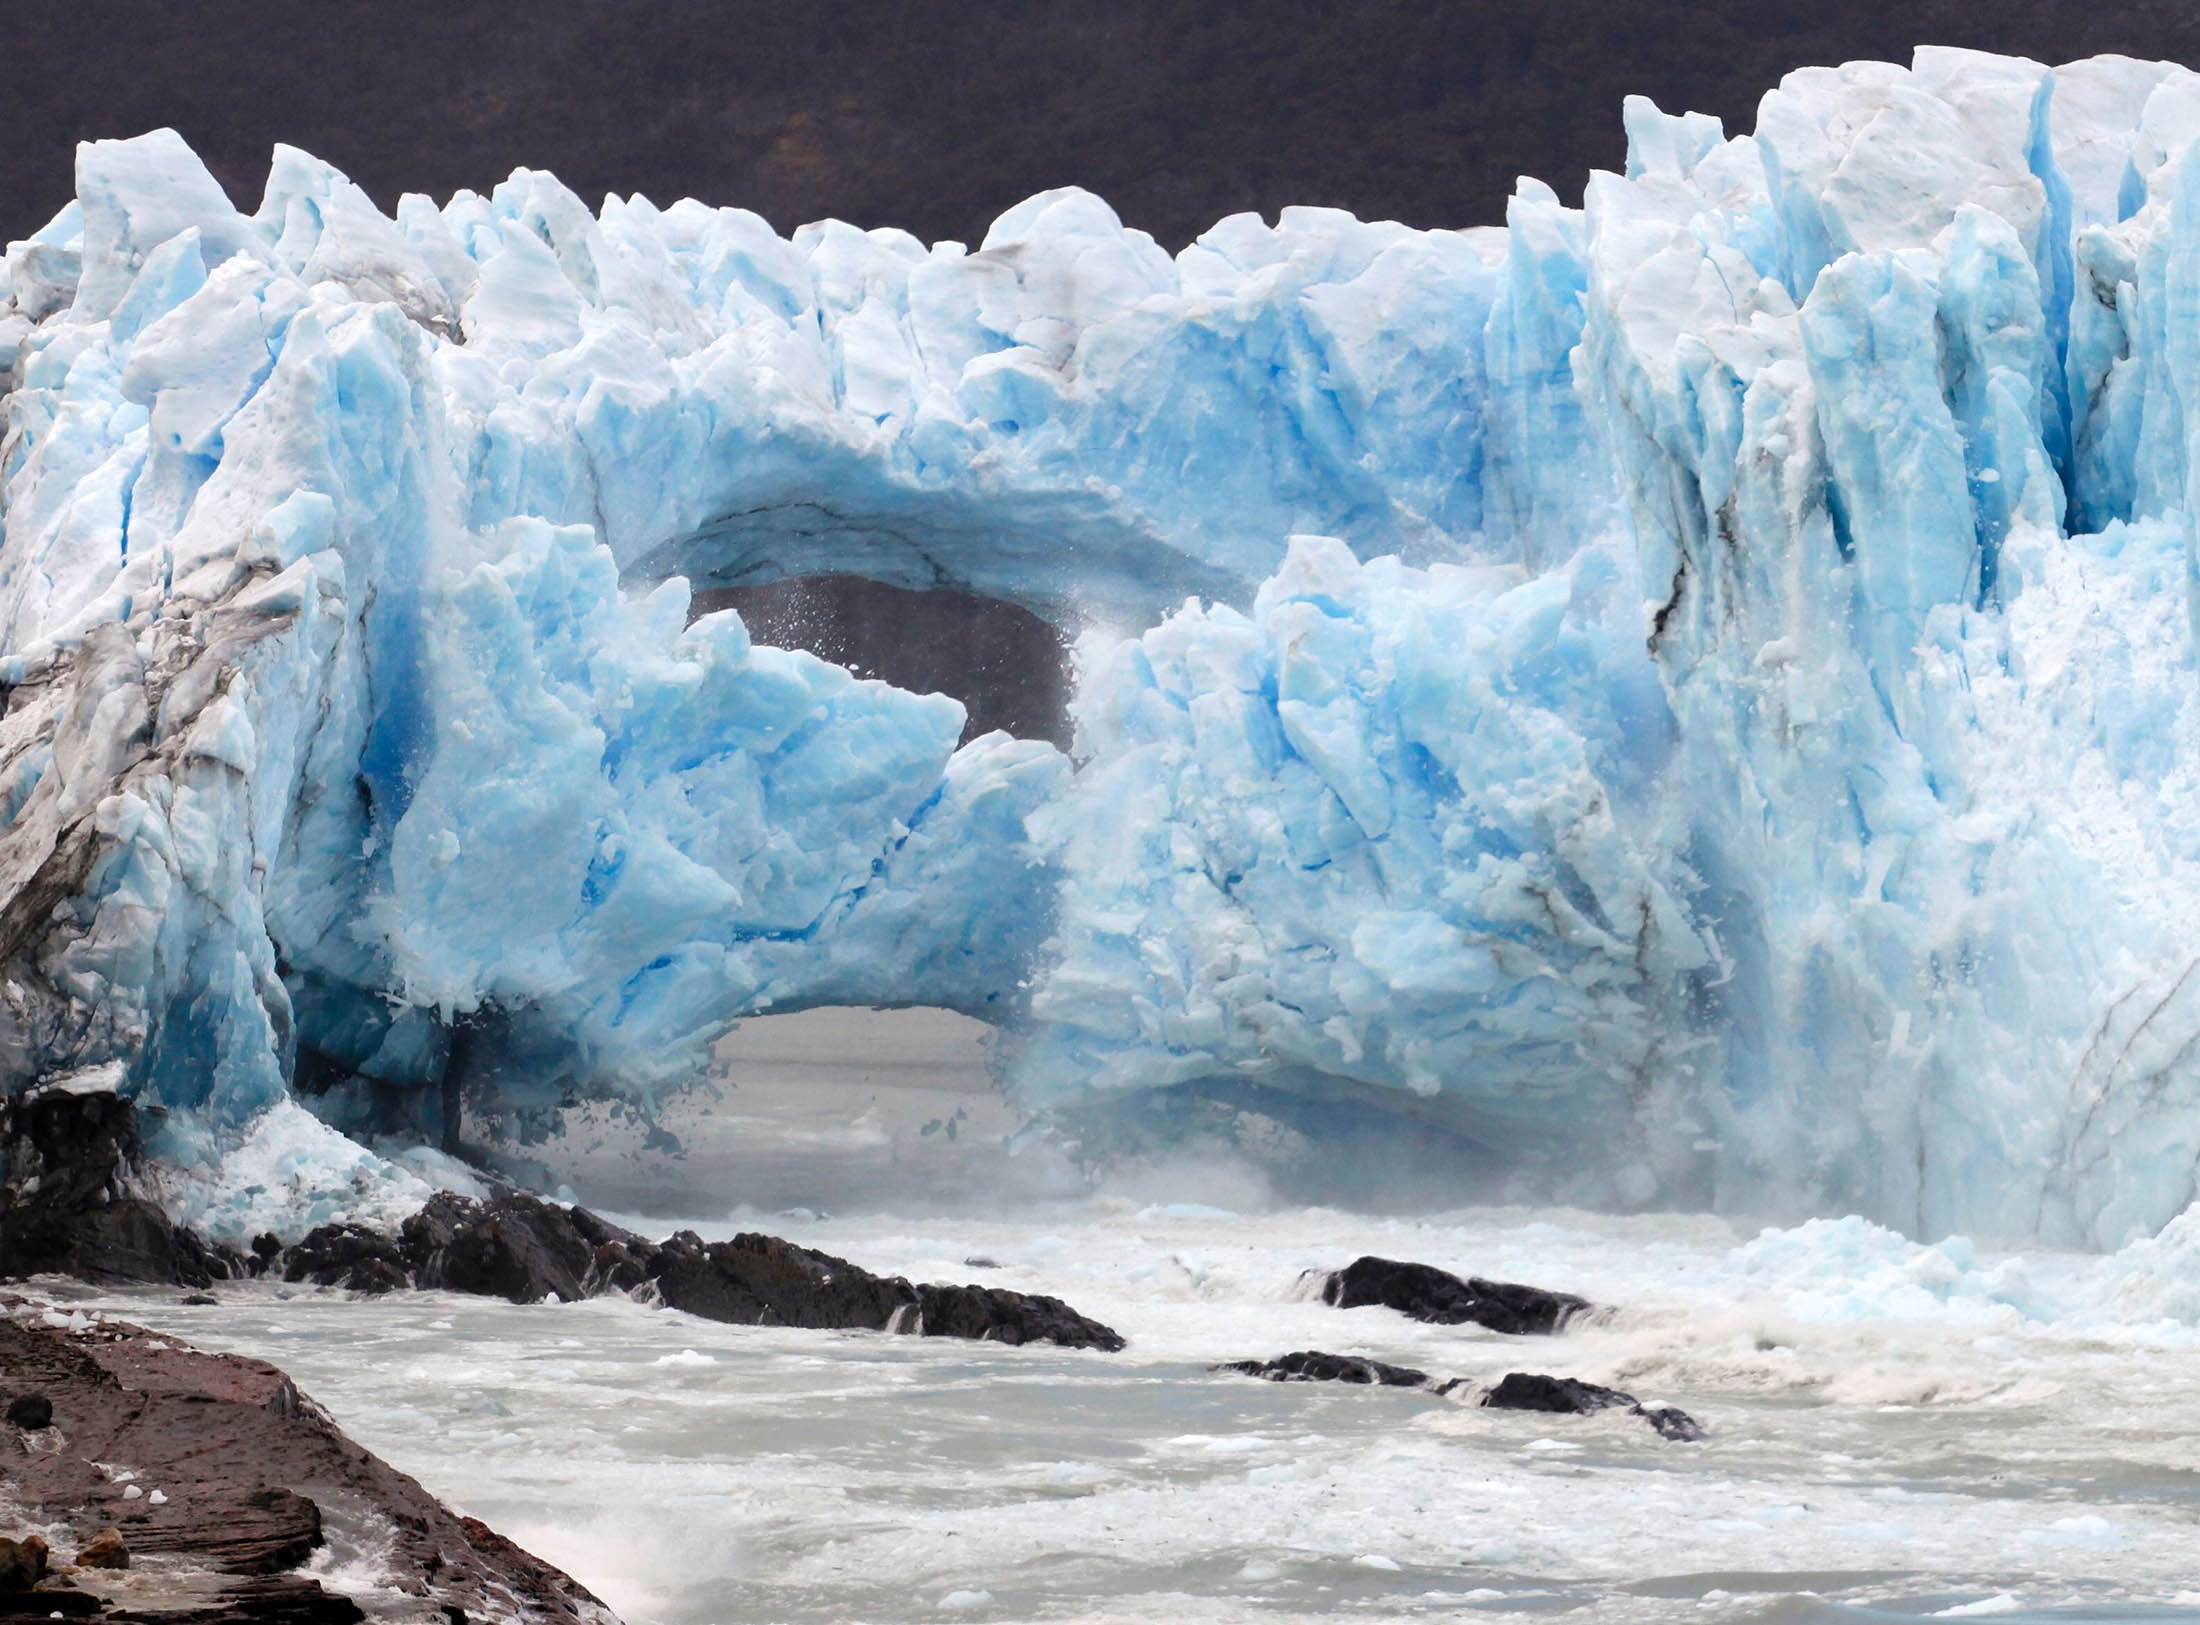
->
[20, 47, 2200, 1245]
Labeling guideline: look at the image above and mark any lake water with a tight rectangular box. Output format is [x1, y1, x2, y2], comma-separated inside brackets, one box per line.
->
[55, 1010, 2200, 1623]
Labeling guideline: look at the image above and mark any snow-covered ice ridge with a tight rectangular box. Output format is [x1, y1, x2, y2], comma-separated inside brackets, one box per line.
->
[15, 47, 2200, 1244]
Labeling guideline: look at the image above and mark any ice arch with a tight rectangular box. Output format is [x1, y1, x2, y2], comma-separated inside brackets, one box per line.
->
[19, 48, 2200, 1248]
[403, 152, 1518, 628]
[0, 122, 1531, 1154]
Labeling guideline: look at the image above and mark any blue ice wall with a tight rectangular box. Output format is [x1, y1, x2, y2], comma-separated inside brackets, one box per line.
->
[13, 51, 2200, 1242]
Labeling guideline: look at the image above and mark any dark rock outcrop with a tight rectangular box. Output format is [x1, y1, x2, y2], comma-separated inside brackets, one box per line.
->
[3, 1088, 1121, 1351]
[1214, 1350, 1431, 1386]
[402, 1190, 604, 1303]
[563, 1202, 661, 1294]
[1211, 1355, 1705, 1441]
[1318, 1256, 1596, 1335]
[0, 1535, 46, 1591]
[649, 1230, 919, 1330]
[0, 1088, 243, 1287]
[266, 1198, 1127, 1351]
[277, 1223, 410, 1293]
[1476, 1370, 1706, 1441]
[0, 1292, 619, 1621]
[912, 1280, 1126, 1349]
[4, 1392, 51, 1428]
[281, 1193, 651, 1301]
[648, 1230, 1127, 1350]
[72, 1527, 128, 1570]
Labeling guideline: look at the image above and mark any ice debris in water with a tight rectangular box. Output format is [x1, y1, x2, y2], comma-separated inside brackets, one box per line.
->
[1733, 1216, 2040, 1325]
[2100, 1201, 2200, 1323]
[15, 51, 2200, 1246]
[650, 1349, 718, 1368]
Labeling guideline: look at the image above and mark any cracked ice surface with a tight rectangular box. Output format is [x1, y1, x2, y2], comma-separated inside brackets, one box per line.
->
[12, 49, 2200, 1242]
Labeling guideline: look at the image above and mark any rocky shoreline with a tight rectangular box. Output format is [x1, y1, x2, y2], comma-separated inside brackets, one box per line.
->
[0, 1088, 1125, 1351]
[2, 1086, 1130, 1619]
[4, 1084, 1709, 1623]
[0, 1292, 617, 1622]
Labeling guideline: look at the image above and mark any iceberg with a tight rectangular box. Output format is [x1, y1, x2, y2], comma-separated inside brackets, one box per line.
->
[11, 48, 2200, 1244]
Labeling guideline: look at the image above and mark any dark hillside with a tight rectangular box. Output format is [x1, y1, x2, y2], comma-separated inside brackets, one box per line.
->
[7, 2, 2200, 249]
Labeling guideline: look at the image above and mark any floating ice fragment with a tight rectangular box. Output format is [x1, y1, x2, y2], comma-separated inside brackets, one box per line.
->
[2018, 1514, 2123, 1549]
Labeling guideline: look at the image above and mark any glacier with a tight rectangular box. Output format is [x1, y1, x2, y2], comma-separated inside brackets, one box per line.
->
[14, 47, 2200, 1245]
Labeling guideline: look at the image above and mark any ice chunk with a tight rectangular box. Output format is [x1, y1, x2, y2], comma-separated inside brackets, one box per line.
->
[159, 1100, 484, 1244]
[71, 129, 265, 322]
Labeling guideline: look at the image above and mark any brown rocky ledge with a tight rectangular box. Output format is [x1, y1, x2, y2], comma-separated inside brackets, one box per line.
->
[0, 1292, 618, 1623]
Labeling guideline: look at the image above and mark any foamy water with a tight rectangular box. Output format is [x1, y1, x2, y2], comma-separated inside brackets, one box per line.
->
[55, 1199, 2200, 1625]
[53, 1011, 2200, 1622]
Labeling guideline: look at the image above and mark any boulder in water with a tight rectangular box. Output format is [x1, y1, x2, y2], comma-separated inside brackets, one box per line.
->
[1319, 1256, 1595, 1334]
[71, 1527, 128, 1570]
[912, 1281, 1126, 1350]
[279, 1223, 411, 1294]
[648, 1230, 921, 1330]
[0, 1534, 47, 1591]
[1214, 1351, 1431, 1386]
[402, 1191, 604, 1304]
[1475, 1371, 1705, 1441]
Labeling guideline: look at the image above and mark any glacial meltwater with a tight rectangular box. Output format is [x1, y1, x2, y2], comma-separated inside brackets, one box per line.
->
[42, 1011, 2200, 1624]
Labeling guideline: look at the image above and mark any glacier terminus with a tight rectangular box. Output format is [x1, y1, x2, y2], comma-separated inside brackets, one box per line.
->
[14, 47, 2200, 1250]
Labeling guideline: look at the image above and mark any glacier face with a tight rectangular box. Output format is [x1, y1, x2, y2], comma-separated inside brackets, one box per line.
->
[1020, 535, 1710, 1147]
[12, 48, 2200, 1241]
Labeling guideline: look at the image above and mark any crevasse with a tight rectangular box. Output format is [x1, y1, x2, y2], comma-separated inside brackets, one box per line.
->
[9, 47, 2200, 1245]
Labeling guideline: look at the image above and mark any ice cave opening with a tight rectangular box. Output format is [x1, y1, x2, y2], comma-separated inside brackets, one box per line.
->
[446, 1000, 1537, 1221]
